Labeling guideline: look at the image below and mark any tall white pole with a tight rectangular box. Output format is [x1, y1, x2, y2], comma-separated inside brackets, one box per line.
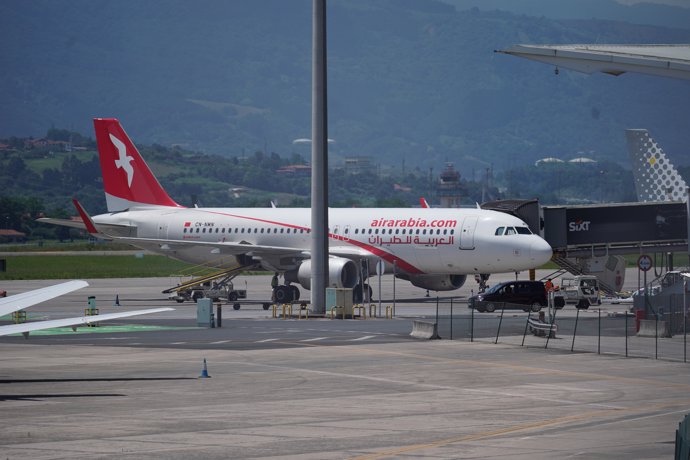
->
[310, 0, 328, 314]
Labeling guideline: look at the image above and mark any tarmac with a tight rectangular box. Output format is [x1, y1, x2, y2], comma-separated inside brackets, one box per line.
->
[1, 269, 688, 459]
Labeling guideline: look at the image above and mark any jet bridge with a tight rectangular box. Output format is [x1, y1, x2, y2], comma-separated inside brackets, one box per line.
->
[482, 199, 689, 294]
[542, 201, 687, 258]
[483, 199, 687, 257]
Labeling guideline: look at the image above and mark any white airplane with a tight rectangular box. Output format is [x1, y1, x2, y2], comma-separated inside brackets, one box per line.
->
[40, 118, 552, 303]
[626, 129, 687, 202]
[0, 280, 173, 338]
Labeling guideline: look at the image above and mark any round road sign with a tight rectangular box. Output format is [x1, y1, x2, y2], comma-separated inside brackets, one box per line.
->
[637, 255, 653, 272]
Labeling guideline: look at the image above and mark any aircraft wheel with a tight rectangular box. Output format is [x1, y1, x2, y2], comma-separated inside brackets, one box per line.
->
[353, 285, 363, 303]
[290, 285, 301, 301]
[233, 303, 241, 310]
[274, 285, 292, 303]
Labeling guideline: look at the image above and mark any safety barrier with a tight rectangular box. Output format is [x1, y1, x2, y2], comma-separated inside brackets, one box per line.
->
[638, 319, 671, 338]
[271, 303, 293, 319]
[385, 305, 394, 319]
[353, 305, 366, 319]
[298, 303, 309, 320]
[410, 320, 440, 339]
[369, 304, 377, 318]
[527, 318, 557, 338]
[329, 306, 347, 320]
[12, 311, 26, 324]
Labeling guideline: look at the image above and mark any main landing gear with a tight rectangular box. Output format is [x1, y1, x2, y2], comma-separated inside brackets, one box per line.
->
[353, 284, 373, 304]
[272, 285, 301, 303]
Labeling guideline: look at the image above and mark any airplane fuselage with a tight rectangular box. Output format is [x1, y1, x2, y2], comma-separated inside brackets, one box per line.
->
[94, 206, 552, 276]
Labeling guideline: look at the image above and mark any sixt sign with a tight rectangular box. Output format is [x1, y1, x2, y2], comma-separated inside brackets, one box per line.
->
[550, 202, 688, 247]
[568, 219, 591, 232]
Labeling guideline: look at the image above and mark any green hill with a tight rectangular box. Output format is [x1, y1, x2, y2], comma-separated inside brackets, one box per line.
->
[2, 0, 690, 176]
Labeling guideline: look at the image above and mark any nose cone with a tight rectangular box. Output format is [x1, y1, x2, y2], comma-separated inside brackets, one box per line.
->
[530, 237, 553, 266]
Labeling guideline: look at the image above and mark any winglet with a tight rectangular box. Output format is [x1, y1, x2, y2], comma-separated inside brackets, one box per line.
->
[72, 199, 101, 236]
[419, 197, 430, 208]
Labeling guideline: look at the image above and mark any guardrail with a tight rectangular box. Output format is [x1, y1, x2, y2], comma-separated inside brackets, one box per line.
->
[434, 297, 689, 363]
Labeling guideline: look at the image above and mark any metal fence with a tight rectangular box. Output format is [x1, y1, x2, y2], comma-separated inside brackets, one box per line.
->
[434, 298, 690, 363]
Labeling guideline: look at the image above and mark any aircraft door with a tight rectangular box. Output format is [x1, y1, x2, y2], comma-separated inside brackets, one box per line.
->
[158, 221, 169, 239]
[459, 216, 478, 250]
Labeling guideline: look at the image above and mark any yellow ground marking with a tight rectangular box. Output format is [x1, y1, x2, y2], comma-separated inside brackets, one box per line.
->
[350, 400, 690, 460]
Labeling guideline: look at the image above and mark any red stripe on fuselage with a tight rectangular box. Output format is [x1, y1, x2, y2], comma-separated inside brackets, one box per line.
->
[197, 209, 425, 274]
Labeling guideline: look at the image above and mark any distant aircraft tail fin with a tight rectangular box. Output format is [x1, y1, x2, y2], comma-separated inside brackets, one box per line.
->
[93, 118, 182, 212]
[626, 129, 687, 202]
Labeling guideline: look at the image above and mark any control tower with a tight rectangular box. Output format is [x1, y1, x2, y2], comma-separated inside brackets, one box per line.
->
[438, 163, 462, 208]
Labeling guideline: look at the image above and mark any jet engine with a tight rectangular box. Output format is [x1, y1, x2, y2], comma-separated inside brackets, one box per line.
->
[398, 274, 467, 291]
[284, 257, 359, 290]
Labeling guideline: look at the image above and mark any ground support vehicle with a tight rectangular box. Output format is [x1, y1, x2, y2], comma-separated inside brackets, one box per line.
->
[553, 275, 601, 310]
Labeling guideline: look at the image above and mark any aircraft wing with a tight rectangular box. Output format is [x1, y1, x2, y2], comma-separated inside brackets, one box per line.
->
[329, 245, 374, 259]
[0, 280, 89, 317]
[0, 307, 174, 337]
[107, 236, 382, 263]
[104, 235, 309, 258]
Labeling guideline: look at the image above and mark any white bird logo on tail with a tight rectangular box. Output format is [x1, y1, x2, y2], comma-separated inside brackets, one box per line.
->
[109, 133, 134, 187]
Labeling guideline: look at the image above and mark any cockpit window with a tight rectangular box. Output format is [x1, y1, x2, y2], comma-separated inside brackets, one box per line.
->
[495, 227, 505, 236]
[515, 227, 532, 235]
[505, 227, 516, 235]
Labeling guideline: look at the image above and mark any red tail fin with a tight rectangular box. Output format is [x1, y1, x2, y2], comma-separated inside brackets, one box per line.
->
[93, 118, 182, 212]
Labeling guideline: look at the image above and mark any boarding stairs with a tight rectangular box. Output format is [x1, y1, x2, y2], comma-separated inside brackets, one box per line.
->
[162, 263, 258, 295]
[549, 255, 617, 296]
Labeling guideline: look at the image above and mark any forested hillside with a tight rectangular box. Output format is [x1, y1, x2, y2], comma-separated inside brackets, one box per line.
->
[3, 126, 663, 241]
[2, 0, 690, 178]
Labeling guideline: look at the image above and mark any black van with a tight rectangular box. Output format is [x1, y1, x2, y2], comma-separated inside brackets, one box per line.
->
[468, 280, 547, 313]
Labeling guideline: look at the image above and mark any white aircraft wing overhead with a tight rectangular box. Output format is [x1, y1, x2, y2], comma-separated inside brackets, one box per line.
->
[0, 307, 174, 337]
[0, 280, 89, 317]
[496, 44, 690, 81]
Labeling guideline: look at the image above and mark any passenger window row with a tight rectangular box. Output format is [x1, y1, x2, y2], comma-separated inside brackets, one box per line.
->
[182, 225, 455, 237]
